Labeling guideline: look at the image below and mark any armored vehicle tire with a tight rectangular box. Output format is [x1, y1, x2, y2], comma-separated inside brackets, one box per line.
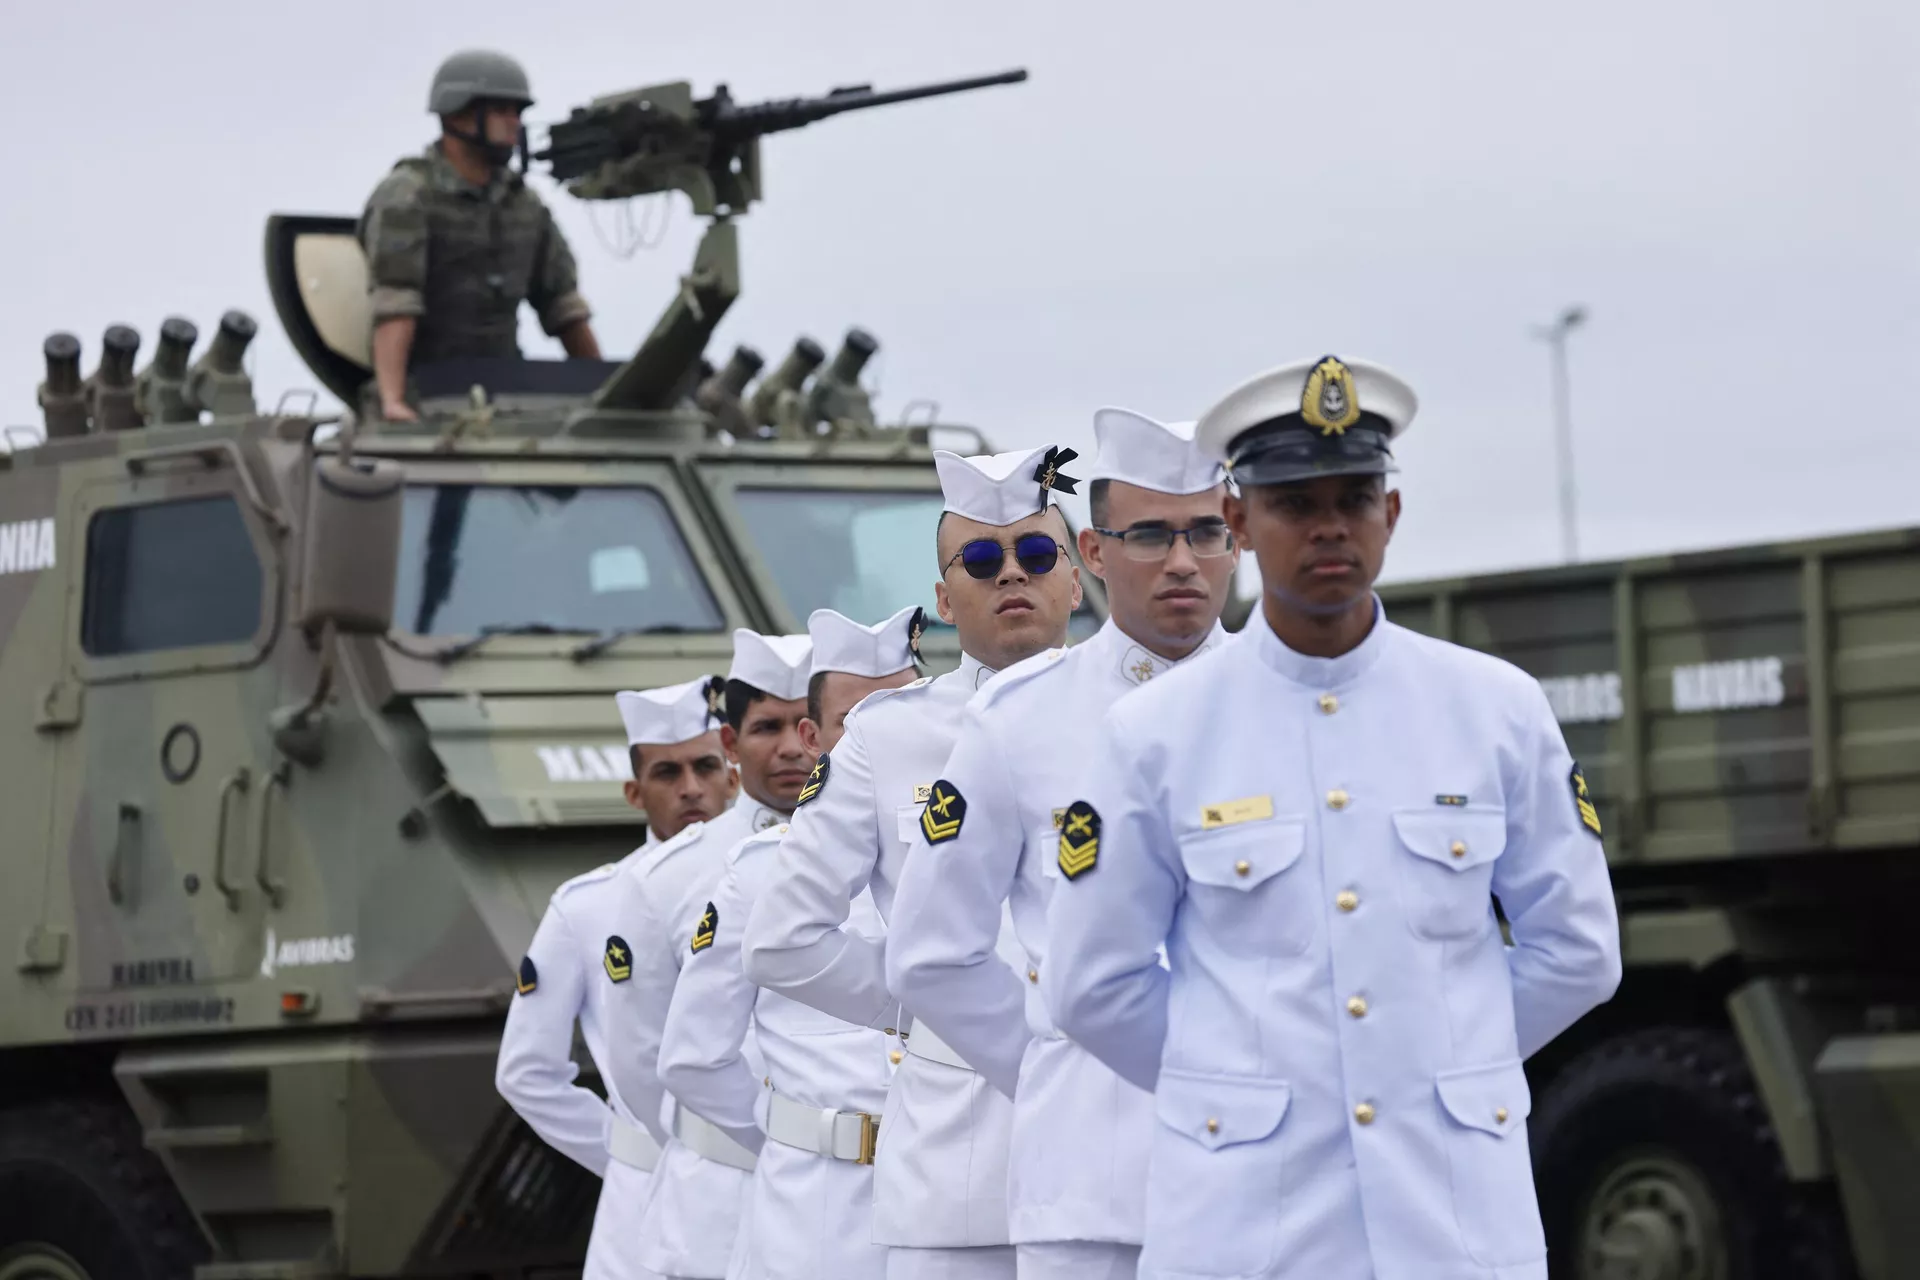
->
[1531, 1026, 1854, 1280]
[0, 1097, 206, 1280]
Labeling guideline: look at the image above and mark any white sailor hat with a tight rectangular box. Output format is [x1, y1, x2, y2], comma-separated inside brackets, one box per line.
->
[616, 676, 722, 747]
[1087, 408, 1224, 495]
[728, 629, 813, 702]
[1195, 356, 1418, 486]
[934, 445, 1081, 527]
[808, 605, 922, 680]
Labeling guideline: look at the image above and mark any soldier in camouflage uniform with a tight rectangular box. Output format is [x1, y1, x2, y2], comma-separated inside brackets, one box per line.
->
[358, 49, 601, 421]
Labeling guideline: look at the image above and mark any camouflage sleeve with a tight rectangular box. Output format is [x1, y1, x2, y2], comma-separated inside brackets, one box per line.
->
[528, 201, 591, 336]
[358, 171, 429, 322]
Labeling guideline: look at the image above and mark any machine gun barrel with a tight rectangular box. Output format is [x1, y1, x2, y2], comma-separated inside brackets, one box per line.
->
[708, 69, 1029, 139]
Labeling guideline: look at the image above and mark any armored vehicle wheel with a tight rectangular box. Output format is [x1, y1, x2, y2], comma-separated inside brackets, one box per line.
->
[1531, 1027, 1854, 1280]
[0, 1098, 205, 1280]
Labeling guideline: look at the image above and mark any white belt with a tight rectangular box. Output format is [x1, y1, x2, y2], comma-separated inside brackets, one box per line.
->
[672, 1102, 758, 1172]
[900, 1019, 973, 1071]
[763, 1088, 879, 1164]
[608, 1114, 661, 1173]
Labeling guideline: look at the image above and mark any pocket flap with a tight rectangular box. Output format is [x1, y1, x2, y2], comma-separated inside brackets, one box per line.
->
[1178, 822, 1305, 891]
[1155, 1068, 1291, 1150]
[1391, 807, 1507, 872]
[1435, 1058, 1531, 1136]
[896, 804, 923, 846]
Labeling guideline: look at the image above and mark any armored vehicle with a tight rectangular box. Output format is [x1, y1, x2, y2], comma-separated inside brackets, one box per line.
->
[1380, 529, 1920, 1280]
[0, 69, 1101, 1279]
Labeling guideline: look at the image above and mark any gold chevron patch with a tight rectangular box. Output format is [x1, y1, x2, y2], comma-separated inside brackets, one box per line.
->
[796, 753, 830, 807]
[602, 936, 632, 983]
[690, 902, 718, 954]
[516, 954, 538, 996]
[920, 780, 967, 845]
[1571, 763, 1602, 837]
[1057, 800, 1100, 880]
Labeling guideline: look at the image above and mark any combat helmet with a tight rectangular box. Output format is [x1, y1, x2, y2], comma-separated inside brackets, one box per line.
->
[428, 49, 534, 115]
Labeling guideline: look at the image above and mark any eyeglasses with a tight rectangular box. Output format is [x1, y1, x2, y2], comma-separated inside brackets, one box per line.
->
[943, 533, 1067, 581]
[1092, 521, 1235, 562]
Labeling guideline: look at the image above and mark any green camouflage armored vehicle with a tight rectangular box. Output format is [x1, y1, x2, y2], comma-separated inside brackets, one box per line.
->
[1381, 530, 1920, 1280]
[0, 68, 1099, 1279]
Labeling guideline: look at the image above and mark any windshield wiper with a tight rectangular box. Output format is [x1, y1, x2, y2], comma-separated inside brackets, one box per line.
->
[569, 624, 691, 662]
[436, 623, 597, 665]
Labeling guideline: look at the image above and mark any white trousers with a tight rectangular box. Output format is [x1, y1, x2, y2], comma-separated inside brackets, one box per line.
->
[887, 1245, 1017, 1280]
[1016, 1241, 1140, 1280]
[585, 1160, 668, 1280]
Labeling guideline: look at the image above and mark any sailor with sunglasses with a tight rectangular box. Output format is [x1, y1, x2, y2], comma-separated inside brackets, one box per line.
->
[886, 409, 1237, 1280]
[1044, 358, 1621, 1280]
[742, 446, 1085, 1280]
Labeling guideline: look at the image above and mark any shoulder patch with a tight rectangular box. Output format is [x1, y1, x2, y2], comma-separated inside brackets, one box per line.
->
[920, 779, 967, 844]
[1570, 762, 1602, 837]
[690, 901, 718, 954]
[1058, 800, 1101, 880]
[602, 936, 632, 983]
[796, 753, 830, 807]
[516, 954, 538, 996]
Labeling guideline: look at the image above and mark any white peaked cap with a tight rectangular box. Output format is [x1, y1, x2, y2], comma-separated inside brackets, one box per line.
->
[1087, 408, 1224, 495]
[728, 629, 814, 702]
[1195, 355, 1418, 486]
[934, 445, 1081, 527]
[808, 605, 922, 679]
[616, 677, 721, 747]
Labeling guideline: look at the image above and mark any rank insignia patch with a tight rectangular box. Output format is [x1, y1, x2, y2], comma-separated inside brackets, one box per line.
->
[1302, 355, 1362, 436]
[920, 780, 967, 844]
[516, 954, 538, 996]
[1058, 800, 1101, 880]
[796, 754, 830, 807]
[603, 936, 632, 983]
[690, 902, 718, 954]
[1570, 763, 1602, 837]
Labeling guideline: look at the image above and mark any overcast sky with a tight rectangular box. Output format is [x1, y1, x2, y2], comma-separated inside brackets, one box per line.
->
[2, 0, 1914, 584]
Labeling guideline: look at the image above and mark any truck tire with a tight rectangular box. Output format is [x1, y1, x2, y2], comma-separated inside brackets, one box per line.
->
[0, 1097, 206, 1280]
[1531, 1026, 1854, 1280]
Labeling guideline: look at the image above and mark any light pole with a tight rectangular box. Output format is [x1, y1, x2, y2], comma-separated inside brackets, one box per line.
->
[1531, 305, 1587, 564]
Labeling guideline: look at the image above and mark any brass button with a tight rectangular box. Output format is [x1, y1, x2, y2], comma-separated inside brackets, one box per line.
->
[884, 1027, 897, 1037]
[889, 1050, 903, 1065]
[1327, 789, 1349, 811]
[1205, 1117, 1220, 1135]
[1336, 890, 1359, 913]
[1450, 840, 1467, 859]
[1495, 1107, 1509, 1124]
[1346, 995, 1368, 1018]
[1027, 968, 1040, 984]
[1354, 1102, 1376, 1125]
[1234, 860, 1251, 878]
[1318, 693, 1339, 715]
[764, 1076, 771, 1086]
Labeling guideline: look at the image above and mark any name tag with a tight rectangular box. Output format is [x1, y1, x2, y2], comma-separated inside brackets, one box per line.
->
[1200, 795, 1274, 829]
[912, 783, 932, 803]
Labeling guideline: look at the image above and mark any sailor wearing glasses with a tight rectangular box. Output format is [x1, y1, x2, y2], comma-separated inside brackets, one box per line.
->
[887, 410, 1236, 1280]
[1044, 357, 1621, 1280]
[743, 447, 1084, 1280]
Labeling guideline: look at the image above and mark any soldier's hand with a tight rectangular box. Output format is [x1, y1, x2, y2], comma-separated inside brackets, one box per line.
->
[381, 397, 420, 423]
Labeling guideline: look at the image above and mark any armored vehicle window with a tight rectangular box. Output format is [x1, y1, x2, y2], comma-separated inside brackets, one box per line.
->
[81, 496, 264, 656]
[393, 484, 723, 636]
[733, 486, 1102, 638]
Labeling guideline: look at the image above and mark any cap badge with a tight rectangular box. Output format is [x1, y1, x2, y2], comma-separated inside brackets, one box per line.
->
[704, 675, 727, 723]
[1302, 356, 1362, 437]
[907, 606, 926, 664]
[1032, 446, 1082, 509]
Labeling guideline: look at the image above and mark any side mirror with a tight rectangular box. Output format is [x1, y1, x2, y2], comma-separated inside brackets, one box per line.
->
[300, 455, 404, 636]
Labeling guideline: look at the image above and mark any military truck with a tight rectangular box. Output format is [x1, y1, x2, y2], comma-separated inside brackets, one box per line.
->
[0, 69, 1103, 1279]
[1379, 529, 1920, 1280]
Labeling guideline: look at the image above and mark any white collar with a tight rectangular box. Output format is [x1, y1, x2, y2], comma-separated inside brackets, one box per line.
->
[1249, 595, 1390, 689]
[736, 796, 789, 833]
[1104, 617, 1229, 687]
[960, 650, 998, 690]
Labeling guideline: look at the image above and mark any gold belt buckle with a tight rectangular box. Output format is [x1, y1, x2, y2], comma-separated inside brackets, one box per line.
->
[855, 1111, 879, 1165]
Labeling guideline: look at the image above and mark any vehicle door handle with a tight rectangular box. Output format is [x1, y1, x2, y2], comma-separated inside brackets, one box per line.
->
[255, 763, 289, 909]
[213, 768, 251, 911]
[110, 802, 141, 907]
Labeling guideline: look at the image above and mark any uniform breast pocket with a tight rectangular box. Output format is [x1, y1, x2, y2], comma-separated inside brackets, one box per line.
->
[895, 804, 923, 849]
[1390, 806, 1507, 942]
[1435, 1057, 1546, 1265]
[1147, 1068, 1292, 1277]
[1177, 820, 1314, 958]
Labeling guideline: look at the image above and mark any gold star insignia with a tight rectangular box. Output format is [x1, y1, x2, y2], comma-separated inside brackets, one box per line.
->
[602, 936, 631, 983]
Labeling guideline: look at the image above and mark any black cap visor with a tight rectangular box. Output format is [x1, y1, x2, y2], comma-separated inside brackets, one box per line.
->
[1227, 425, 1395, 487]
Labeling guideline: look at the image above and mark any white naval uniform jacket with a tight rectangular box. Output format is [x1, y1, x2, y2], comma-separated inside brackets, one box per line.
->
[660, 822, 894, 1280]
[1044, 604, 1622, 1280]
[607, 799, 784, 1280]
[496, 831, 665, 1280]
[886, 618, 1226, 1247]
[741, 653, 1021, 1249]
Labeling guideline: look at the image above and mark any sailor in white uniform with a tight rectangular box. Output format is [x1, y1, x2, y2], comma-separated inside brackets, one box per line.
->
[888, 410, 1238, 1280]
[495, 677, 735, 1280]
[741, 446, 1085, 1280]
[1044, 357, 1623, 1280]
[659, 605, 924, 1279]
[603, 631, 817, 1280]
